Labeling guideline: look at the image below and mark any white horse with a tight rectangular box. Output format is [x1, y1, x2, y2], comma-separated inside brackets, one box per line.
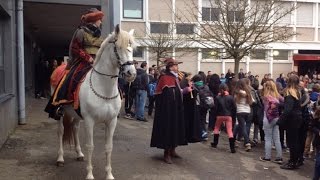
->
[56, 25, 136, 180]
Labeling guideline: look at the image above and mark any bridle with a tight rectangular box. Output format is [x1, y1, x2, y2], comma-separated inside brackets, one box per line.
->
[91, 40, 134, 79]
[89, 39, 134, 100]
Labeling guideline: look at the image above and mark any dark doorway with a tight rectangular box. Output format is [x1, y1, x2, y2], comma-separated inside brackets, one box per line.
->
[298, 61, 320, 76]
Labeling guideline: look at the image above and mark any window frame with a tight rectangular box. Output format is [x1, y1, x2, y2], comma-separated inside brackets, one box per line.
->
[133, 47, 144, 58]
[273, 50, 289, 60]
[150, 23, 169, 34]
[202, 48, 221, 60]
[176, 24, 194, 34]
[202, 7, 220, 22]
[250, 49, 266, 60]
[123, 0, 144, 19]
[227, 10, 244, 23]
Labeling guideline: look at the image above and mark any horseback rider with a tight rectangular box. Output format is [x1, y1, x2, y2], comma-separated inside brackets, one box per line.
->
[45, 8, 105, 119]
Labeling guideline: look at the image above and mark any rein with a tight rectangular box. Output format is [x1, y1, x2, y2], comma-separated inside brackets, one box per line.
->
[89, 69, 119, 100]
[89, 40, 133, 100]
[92, 67, 118, 78]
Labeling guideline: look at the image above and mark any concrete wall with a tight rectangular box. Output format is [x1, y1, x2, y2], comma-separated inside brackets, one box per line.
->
[0, 0, 18, 147]
[273, 62, 293, 78]
[149, 0, 172, 21]
[175, 48, 198, 75]
[175, 0, 198, 22]
[200, 62, 222, 75]
[121, 22, 146, 37]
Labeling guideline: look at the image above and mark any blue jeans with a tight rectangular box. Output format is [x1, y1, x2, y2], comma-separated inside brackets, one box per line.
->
[233, 113, 250, 144]
[263, 117, 282, 159]
[314, 151, 320, 180]
[135, 90, 147, 119]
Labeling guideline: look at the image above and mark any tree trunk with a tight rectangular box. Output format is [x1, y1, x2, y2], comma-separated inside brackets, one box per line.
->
[157, 53, 160, 67]
[234, 57, 240, 77]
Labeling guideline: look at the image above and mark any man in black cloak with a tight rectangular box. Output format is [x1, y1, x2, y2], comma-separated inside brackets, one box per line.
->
[150, 58, 190, 164]
[180, 72, 201, 143]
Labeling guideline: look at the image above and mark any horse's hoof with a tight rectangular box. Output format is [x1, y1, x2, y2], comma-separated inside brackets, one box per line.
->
[76, 156, 84, 161]
[86, 175, 94, 180]
[106, 174, 115, 180]
[56, 161, 64, 167]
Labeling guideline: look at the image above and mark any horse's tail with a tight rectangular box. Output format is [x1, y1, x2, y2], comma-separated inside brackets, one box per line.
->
[63, 113, 74, 145]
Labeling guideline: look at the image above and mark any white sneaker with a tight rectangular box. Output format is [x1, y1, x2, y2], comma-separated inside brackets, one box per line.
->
[124, 114, 134, 120]
[245, 143, 251, 152]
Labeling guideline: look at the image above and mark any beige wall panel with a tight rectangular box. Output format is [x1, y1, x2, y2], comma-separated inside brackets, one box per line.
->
[318, 29, 320, 41]
[225, 62, 246, 74]
[149, 0, 172, 21]
[175, 49, 198, 75]
[121, 22, 146, 37]
[200, 24, 219, 38]
[296, 28, 314, 41]
[200, 62, 222, 75]
[250, 62, 269, 89]
[250, 62, 269, 78]
[273, 63, 293, 78]
[175, 0, 198, 22]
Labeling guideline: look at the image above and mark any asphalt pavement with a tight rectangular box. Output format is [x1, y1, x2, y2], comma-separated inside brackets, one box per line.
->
[0, 96, 314, 180]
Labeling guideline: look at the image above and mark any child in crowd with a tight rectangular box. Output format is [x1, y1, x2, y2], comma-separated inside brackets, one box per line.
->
[233, 79, 254, 151]
[260, 80, 284, 164]
[211, 84, 237, 153]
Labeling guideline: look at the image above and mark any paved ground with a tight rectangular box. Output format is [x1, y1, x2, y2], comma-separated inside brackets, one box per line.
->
[0, 96, 315, 180]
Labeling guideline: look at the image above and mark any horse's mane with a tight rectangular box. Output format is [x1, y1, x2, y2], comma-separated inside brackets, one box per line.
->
[94, 30, 135, 65]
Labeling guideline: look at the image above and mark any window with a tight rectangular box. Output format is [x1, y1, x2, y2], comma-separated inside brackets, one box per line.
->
[176, 24, 194, 34]
[150, 23, 169, 34]
[276, 2, 292, 25]
[123, 0, 143, 19]
[0, 23, 4, 94]
[227, 11, 244, 22]
[273, 50, 289, 60]
[250, 49, 266, 60]
[202, 49, 220, 59]
[318, 4, 320, 26]
[133, 47, 144, 58]
[202, 7, 220, 21]
[297, 3, 313, 26]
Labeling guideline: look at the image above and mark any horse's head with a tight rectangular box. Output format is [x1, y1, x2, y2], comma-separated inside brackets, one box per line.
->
[107, 25, 137, 82]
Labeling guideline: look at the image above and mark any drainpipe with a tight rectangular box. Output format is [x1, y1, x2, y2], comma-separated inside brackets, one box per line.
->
[16, 0, 26, 125]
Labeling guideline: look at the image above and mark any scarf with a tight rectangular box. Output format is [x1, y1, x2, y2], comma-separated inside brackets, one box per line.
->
[84, 24, 101, 37]
[194, 81, 204, 87]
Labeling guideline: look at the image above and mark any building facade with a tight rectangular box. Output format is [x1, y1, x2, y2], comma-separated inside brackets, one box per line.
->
[119, 0, 320, 78]
[0, 0, 19, 146]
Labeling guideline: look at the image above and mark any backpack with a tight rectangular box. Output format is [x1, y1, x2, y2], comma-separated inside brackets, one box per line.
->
[251, 89, 262, 107]
[148, 82, 157, 96]
[266, 100, 279, 121]
[195, 85, 214, 109]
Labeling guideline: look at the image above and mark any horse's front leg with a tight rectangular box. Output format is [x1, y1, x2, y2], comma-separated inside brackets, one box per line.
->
[73, 119, 84, 161]
[105, 118, 117, 180]
[85, 118, 95, 180]
[56, 118, 64, 166]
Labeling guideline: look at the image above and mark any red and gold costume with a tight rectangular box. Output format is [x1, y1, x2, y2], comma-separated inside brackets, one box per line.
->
[45, 8, 104, 119]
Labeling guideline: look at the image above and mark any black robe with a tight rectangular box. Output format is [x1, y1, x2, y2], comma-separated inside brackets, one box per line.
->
[150, 73, 188, 149]
[183, 90, 201, 143]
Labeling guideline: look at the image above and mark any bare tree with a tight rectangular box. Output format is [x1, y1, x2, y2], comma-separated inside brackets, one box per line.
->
[136, 21, 193, 67]
[174, 0, 296, 75]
